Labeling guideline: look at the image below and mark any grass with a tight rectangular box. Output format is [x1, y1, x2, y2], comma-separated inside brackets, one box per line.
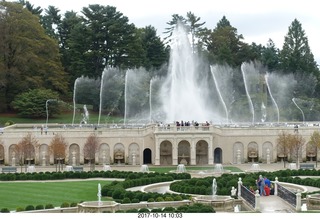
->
[149, 166, 243, 173]
[0, 180, 113, 211]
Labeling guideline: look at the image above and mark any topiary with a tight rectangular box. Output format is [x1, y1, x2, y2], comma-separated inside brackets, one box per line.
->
[35, 205, 44, 210]
[45, 204, 54, 209]
[60, 202, 70, 208]
[0, 208, 10, 213]
[25, 205, 35, 211]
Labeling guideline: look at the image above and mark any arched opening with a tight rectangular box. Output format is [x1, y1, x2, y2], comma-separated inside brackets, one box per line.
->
[214, 147, 223, 163]
[143, 148, 152, 164]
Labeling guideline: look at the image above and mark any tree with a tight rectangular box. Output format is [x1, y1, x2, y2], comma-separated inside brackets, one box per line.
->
[261, 39, 280, 71]
[289, 132, 306, 167]
[137, 26, 169, 71]
[204, 16, 250, 67]
[309, 131, 320, 167]
[279, 19, 320, 77]
[0, 2, 68, 112]
[11, 89, 61, 118]
[163, 14, 186, 43]
[276, 131, 292, 167]
[83, 133, 100, 171]
[276, 131, 306, 168]
[186, 12, 206, 54]
[49, 133, 68, 171]
[14, 133, 39, 172]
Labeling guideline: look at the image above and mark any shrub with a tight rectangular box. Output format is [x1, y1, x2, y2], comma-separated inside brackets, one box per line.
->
[131, 198, 140, 203]
[0, 208, 10, 213]
[16, 207, 24, 212]
[70, 202, 78, 207]
[25, 205, 35, 211]
[122, 197, 131, 204]
[60, 202, 70, 208]
[126, 209, 138, 213]
[155, 197, 164, 202]
[173, 195, 183, 201]
[45, 204, 54, 209]
[138, 208, 150, 212]
[35, 205, 44, 210]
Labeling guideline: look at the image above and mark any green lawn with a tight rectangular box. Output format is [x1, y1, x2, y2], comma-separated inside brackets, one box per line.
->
[0, 180, 113, 211]
[149, 166, 243, 173]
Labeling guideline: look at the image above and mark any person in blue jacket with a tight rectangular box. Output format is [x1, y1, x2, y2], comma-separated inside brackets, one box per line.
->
[264, 177, 271, 188]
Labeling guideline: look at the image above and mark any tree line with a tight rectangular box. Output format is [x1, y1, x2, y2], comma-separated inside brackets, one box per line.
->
[0, 1, 319, 118]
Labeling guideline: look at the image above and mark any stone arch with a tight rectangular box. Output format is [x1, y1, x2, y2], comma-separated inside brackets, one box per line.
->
[196, 140, 208, 165]
[114, 143, 125, 164]
[214, 147, 223, 164]
[160, 140, 172, 165]
[233, 142, 244, 164]
[306, 141, 317, 162]
[98, 143, 110, 165]
[39, 144, 49, 166]
[262, 141, 273, 163]
[69, 144, 80, 166]
[9, 144, 18, 166]
[128, 143, 140, 165]
[178, 140, 190, 165]
[247, 141, 259, 162]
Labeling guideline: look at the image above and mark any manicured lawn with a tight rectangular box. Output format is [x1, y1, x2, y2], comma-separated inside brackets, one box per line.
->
[0, 180, 113, 211]
[149, 166, 243, 173]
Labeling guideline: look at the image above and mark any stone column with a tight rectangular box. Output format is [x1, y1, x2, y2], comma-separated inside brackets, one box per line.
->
[208, 137, 214, 165]
[190, 138, 196, 165]
[172, 140, 178, 165]
[155, 137, 160, 165]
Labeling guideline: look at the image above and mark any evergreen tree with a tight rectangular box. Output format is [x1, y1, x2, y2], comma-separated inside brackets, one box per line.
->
[205, 16, 250, 67]
[261, 39, 280, 72]
[279, 19, 319, 76]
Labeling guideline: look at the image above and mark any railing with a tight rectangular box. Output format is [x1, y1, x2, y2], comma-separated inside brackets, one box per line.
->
[156, 125, 211, 132]
[277, 183, 297, 207]
[240, 185, 255, 208]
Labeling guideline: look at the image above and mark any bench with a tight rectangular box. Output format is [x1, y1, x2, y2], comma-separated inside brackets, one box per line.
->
[299, 163, 315, 170]
[73, 166, 83, 172]
[1, 166, 17, 173]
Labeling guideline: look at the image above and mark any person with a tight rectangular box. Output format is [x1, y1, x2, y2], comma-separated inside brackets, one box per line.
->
[270, 184, 275, 195]
[258, 175, 266, 196]
[264, 177, 271, 188]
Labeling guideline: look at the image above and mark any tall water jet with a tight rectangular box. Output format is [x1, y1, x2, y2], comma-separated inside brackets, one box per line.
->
[72, 78, 79, 126]
[98, 69, 106, 126]
[241, 63, 255, 124]
[160, 23, 214, 123]
[149, 78, 153, 123]
[124, 68, 150, 125]
[210, 65, 229, 123]
[265, 73, 280, 124]
[292, 98, 305, 123]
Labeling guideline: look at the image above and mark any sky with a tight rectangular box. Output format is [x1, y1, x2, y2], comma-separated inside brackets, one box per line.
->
[7, 0, 320, 64]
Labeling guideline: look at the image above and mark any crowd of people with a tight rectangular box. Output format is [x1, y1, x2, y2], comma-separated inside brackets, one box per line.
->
[255, 175, 274, 196]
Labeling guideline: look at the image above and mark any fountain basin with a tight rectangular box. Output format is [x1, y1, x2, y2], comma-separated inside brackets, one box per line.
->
[192, 195, 234, 211]
[77, 201, 120, 213]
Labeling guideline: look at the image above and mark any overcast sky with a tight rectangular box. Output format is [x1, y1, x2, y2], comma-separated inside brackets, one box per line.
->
[8, 0, 320, 64]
